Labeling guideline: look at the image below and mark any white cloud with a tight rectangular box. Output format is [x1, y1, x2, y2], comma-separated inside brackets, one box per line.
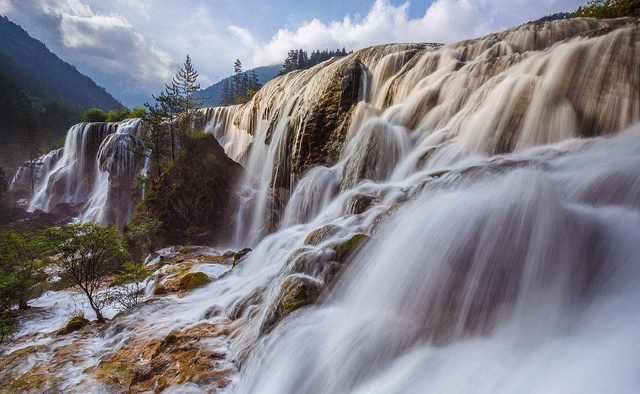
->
[3, 0, 174, 105]
[235, 0, 583, 66]
[2, 0, 583, 105]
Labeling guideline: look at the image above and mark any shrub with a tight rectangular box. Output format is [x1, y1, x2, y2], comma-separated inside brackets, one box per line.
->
[81, 107, 108, 122]
[575, 0, 640, 18]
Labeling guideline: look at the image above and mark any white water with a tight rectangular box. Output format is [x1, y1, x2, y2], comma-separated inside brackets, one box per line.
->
[23, 119, 144, 226]
[4, 17, 640, 393]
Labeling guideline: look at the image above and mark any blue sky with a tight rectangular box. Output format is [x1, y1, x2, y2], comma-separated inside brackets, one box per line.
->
[0, 0, 583, 106]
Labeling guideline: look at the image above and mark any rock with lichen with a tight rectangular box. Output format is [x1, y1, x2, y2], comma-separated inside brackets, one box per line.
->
[260, 274, 324, 334]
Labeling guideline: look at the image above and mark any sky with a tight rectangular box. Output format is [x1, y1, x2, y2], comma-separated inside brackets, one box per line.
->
[0, 0, 583, 106]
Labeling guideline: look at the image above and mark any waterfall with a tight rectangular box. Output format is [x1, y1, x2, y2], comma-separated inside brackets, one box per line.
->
[23, 119, 144, 226]
[5, 17, 640, 392]
[205, 17, 640, 393]
[236, 126, 640, 394]
[202, 18, 639, 247]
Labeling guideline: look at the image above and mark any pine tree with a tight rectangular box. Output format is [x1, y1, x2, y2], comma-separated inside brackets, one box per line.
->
[248, 70, 260, 91]
[233, 59, 243, 101]
[173, 55, 201, 115]
[222, 79, 233, 106]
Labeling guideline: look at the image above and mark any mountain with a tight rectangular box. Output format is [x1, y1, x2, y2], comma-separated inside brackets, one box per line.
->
[0, 16, 122, 111]
[196, 64, 281, 107]
[0, 16, 122, 173]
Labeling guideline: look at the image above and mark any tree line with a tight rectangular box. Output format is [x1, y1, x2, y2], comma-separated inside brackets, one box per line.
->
[279, 48, 351, 76]
[221, 59, 262, 105]
[575, 0, 639, 17]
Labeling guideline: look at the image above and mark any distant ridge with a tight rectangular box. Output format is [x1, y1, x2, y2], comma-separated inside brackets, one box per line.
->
[0, 15, 122, 111]
[196, 64, 281, 107]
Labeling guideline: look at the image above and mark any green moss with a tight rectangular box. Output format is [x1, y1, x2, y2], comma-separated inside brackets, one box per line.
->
[178, 272, 212, 291]
[154, 284, 168, 295]
[94, 360, 134, 389]
[333, 233, 369, 262]
[160, 332, 178, 350]
[7, 370, 57, 392]
[57, 315, 88, 335]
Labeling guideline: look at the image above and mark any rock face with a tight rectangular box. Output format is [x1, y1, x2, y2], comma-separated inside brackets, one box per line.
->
[140, 133, 243, 244]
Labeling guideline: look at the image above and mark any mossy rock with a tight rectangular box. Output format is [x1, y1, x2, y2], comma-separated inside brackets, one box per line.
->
[160, 332, 178, 349]
[154, 284, 168, 296]
[94, 360, 135, 389]
[260, 274, 324, 334]
[178, 272, 212, 291]
[344, 194, 375, 214]
[6, 369, 58, 393]
[304, 224, 340, 245]
[333, 233, 369, 262]
[57, 315, 88, 336]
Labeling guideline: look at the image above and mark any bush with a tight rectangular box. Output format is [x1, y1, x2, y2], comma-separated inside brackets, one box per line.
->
[81, 107, 146, 124]
[0, 229, 52, 343]
[575, 0, 640, 17]
[81, 107, 108, 122]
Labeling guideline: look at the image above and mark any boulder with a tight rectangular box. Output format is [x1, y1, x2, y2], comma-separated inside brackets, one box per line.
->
[261, 274, 324, 334]
[57, 315, 89, 336]
[333, 233, 369, 262]
[178, 272, 212, 291]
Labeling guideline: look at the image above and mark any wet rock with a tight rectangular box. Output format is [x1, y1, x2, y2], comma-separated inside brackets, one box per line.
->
[304, 224, 340, 245]
[233, 247, 252, 266]
[57, 315, 89, 336]
[261, 274, 324, 334]
[332, 233, 369, 262]
[94, 360, 135, 390]
[344, 194, 375, 215]
[178, 272, 212, 291]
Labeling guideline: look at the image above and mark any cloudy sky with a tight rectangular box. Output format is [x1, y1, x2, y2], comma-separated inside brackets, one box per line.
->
[0, 0, 583, 106]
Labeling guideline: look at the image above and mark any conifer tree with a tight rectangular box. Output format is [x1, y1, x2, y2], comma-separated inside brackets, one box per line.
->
[233, 59, 243, 101]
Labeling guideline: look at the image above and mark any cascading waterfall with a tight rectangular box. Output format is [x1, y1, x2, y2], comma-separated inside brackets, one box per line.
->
[23, 118, 145, 226]
[4, 17, 640, 393]
[197, 17, 640, 393]
[202, 17, 639, 246]
[237, 128, 640, 394]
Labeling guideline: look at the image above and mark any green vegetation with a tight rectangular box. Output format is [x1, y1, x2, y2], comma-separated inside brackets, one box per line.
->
[46, 224, 128, 322]
[0, 229, 53, 344]
[279, 48, 351, 76]
[80, 106, 147, 123]
[57, 313, 89, 335]
[133, 132, 242, 245]
[221, 59, 262, 105]
[0, 16, 121, 172]
[575, 0, 640, 17]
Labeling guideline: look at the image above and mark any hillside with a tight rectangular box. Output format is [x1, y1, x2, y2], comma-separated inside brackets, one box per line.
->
[196, 64, 280, 107]
[0, 16, 123, 173]
[0, 16, 122, 111]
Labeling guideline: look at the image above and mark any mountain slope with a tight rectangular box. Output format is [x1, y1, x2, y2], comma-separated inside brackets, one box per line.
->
[0, 16, 122, 111]
[196, 65, 281, 107]
[0, 16, 123, 173]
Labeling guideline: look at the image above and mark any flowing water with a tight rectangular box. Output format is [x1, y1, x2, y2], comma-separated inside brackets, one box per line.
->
[16, 119, 145, 226]
[4, 17, 640, 392]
